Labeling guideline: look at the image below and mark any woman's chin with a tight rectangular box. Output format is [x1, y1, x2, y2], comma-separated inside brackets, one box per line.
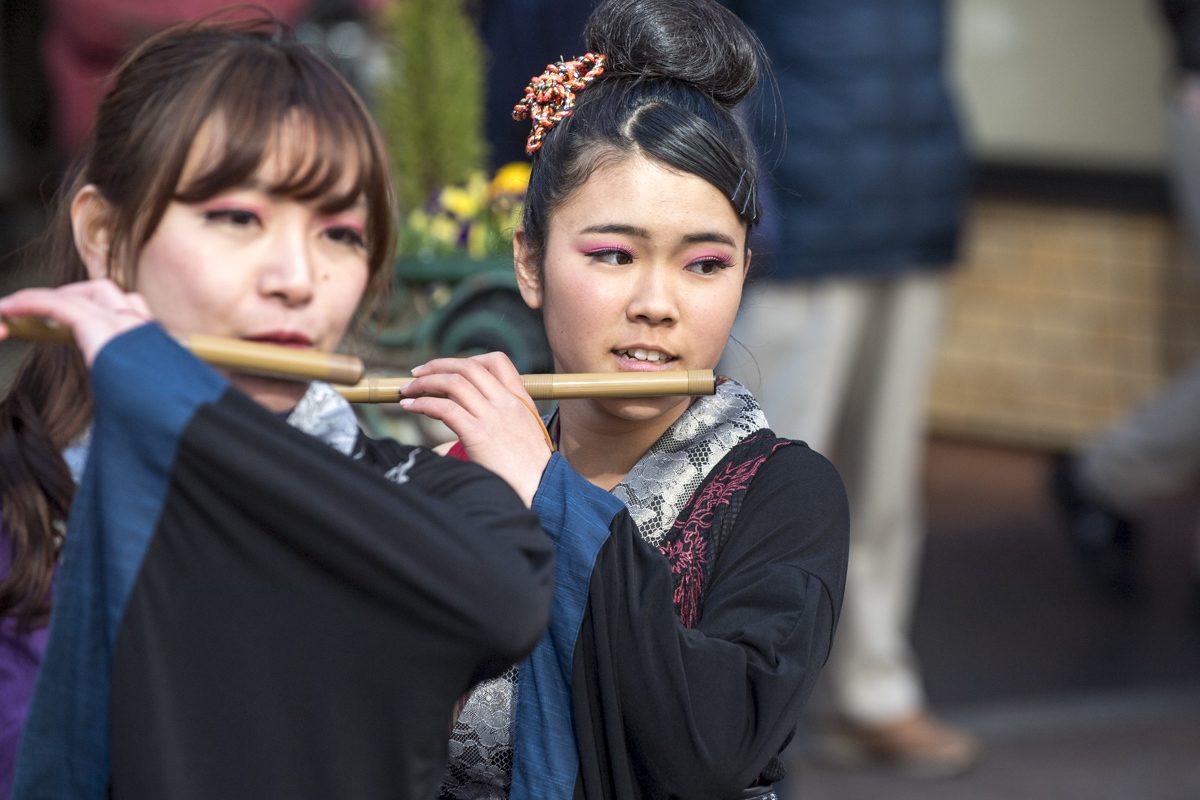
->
[228, 372, 311, 414]
[590, 395, 690, 424]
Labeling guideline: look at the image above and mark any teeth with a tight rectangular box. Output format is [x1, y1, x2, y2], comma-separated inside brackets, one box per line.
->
[621, 348, 668, 363]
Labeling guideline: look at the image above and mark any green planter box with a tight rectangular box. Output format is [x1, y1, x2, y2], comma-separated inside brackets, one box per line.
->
[375, 255, 551, 374]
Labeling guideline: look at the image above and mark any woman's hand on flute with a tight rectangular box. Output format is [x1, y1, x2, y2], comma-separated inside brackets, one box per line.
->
[0, 279, 153, 366]
[399, 353, 552, 508]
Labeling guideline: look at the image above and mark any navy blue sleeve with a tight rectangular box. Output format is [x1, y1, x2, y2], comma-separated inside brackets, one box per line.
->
[512, 453, 626, 800]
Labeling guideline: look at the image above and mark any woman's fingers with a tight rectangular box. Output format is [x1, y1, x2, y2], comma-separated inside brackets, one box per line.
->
[407, 353, 537, 417]
[0, 287, 102, 327]
[401, 354, 551, 507]
[398, 395, 474, 435]
[126, 292, 153, 318]
[405, 357, 538, 421]
[410, 356, 519, 404]
[401, 370, 494, 419]
[0, 280, 154, 366]
[469, 351, 536, 404]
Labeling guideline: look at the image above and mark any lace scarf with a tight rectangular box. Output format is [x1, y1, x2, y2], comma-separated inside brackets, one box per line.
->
[610, 379, 767, 546]
[439, 379, 768, 799]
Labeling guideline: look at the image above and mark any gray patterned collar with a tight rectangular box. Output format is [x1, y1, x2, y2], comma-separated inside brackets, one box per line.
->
[610, 378, 768, 546]
[62, 381, 361, 484]
[284, 381, 360, 457]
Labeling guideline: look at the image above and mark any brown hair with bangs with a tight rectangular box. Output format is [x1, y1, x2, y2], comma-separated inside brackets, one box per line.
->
[0, 15, 395, 627]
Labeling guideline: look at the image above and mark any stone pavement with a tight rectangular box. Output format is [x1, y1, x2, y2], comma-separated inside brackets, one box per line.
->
[776, 440, 1200, 799]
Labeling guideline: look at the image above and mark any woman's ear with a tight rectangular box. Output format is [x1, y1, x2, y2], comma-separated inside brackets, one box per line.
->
[513, 226, 543, 310]
[71, 185, 113, 280]
[743, 247, 752, 279]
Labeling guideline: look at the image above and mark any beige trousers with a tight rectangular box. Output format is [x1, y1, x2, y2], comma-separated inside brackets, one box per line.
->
[720, 270, 947, 725]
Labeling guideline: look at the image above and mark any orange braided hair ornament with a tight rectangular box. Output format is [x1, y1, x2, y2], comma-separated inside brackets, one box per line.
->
[513, 53, 607, 154]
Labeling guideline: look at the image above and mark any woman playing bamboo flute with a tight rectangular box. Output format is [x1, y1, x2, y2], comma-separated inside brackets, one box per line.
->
[0, 18, 553, 800]
[401, 2, 851, 798]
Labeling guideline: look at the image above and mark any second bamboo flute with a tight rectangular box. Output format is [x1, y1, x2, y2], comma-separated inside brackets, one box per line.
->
[1, 314, 364, 385]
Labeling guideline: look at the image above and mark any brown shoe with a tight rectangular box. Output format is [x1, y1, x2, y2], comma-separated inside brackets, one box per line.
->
[821, 711, 979, 779]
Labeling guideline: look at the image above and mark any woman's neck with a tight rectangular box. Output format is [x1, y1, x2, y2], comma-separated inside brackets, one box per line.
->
[556, 397, 691, 491]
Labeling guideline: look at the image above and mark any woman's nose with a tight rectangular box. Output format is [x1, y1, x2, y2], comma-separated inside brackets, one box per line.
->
[627, 264, 678, 325]
[258, 226, 315, 306]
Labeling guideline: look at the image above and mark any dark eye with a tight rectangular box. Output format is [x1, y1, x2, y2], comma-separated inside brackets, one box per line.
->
[204, 209, 260, 227]
[592, 249, 633, 266]
[686, 258, 731, 276]
[327, 226, 367, 249]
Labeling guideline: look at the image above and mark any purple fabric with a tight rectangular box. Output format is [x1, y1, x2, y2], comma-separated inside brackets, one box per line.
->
[0, 517, 50, 799]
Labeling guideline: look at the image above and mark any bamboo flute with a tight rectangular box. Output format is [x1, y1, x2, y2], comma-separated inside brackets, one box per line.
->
[337, 370, 716, 403]
[1, 315, 716, 401]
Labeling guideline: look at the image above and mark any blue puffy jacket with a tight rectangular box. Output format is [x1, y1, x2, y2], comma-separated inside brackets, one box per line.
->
[727, 0, 970, 280]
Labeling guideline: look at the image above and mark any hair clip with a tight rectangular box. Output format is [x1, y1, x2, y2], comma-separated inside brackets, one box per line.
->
[513, 53, 607, 154]
[731, 170, 759, 222]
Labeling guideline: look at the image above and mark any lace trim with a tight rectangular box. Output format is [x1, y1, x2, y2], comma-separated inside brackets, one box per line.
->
[438, 666, 517, 799]
[612, 379, 767, 546]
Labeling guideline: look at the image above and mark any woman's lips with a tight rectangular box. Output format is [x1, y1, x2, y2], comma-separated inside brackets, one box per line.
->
[243, 332, 314, 349]
[612, 349, 678, 372]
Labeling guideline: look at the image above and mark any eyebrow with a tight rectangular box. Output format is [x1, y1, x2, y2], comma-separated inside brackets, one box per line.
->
[682, 231, 737, 247]
[581, 224, 650, 238]
[580, 224, 737, 247]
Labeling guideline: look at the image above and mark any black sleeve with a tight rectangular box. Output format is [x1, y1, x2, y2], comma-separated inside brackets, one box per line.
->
[572, 445, 849, 800]
[166, 389, 555, 673]
[110, 390, 555, 800]
[14, 322, 555, 800]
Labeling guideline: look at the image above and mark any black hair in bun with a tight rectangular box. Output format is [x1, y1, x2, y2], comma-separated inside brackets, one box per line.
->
[519, 0, 767, 268]
[585, 0, 760, 109]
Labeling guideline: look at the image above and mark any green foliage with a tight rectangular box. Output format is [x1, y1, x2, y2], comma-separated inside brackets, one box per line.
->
[377, 0, 488, 214]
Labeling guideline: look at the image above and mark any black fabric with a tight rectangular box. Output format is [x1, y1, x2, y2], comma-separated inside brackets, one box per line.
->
[109, 389, 554, 800]
[571, 443, 848, 800]
[1164, 0, 1200, 73]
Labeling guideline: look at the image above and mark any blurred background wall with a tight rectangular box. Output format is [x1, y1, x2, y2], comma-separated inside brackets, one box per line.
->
[952, 0, 1169, 170]
[926, 0, 1200, 450]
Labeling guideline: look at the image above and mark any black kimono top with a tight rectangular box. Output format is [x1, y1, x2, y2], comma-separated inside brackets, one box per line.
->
[509, 421, 849, 799]
[11, 323, 555, 800]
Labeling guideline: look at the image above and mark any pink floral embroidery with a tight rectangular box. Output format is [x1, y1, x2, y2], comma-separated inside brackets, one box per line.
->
[659, 453, 767, 628]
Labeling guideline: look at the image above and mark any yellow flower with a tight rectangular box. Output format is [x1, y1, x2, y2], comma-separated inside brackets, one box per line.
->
[467, 171, 490, 206]
[467, 222, 487, 259]
[408, 208, 430, 232]
[429, 215, 460, 246]
[490, 162, 532, 199]
[440, 186, 479, 219]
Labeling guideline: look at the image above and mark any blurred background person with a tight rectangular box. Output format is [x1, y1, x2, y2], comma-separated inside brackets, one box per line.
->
[477, 0, 597, 169]
[1052, 0, 1200, 600]
[40, 0, 387, 157]
[719, 0, 976, 778]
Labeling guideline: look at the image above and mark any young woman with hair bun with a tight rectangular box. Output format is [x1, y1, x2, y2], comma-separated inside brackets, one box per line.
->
[403, 2, 850, 798]
[0, 18, 553, 800]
